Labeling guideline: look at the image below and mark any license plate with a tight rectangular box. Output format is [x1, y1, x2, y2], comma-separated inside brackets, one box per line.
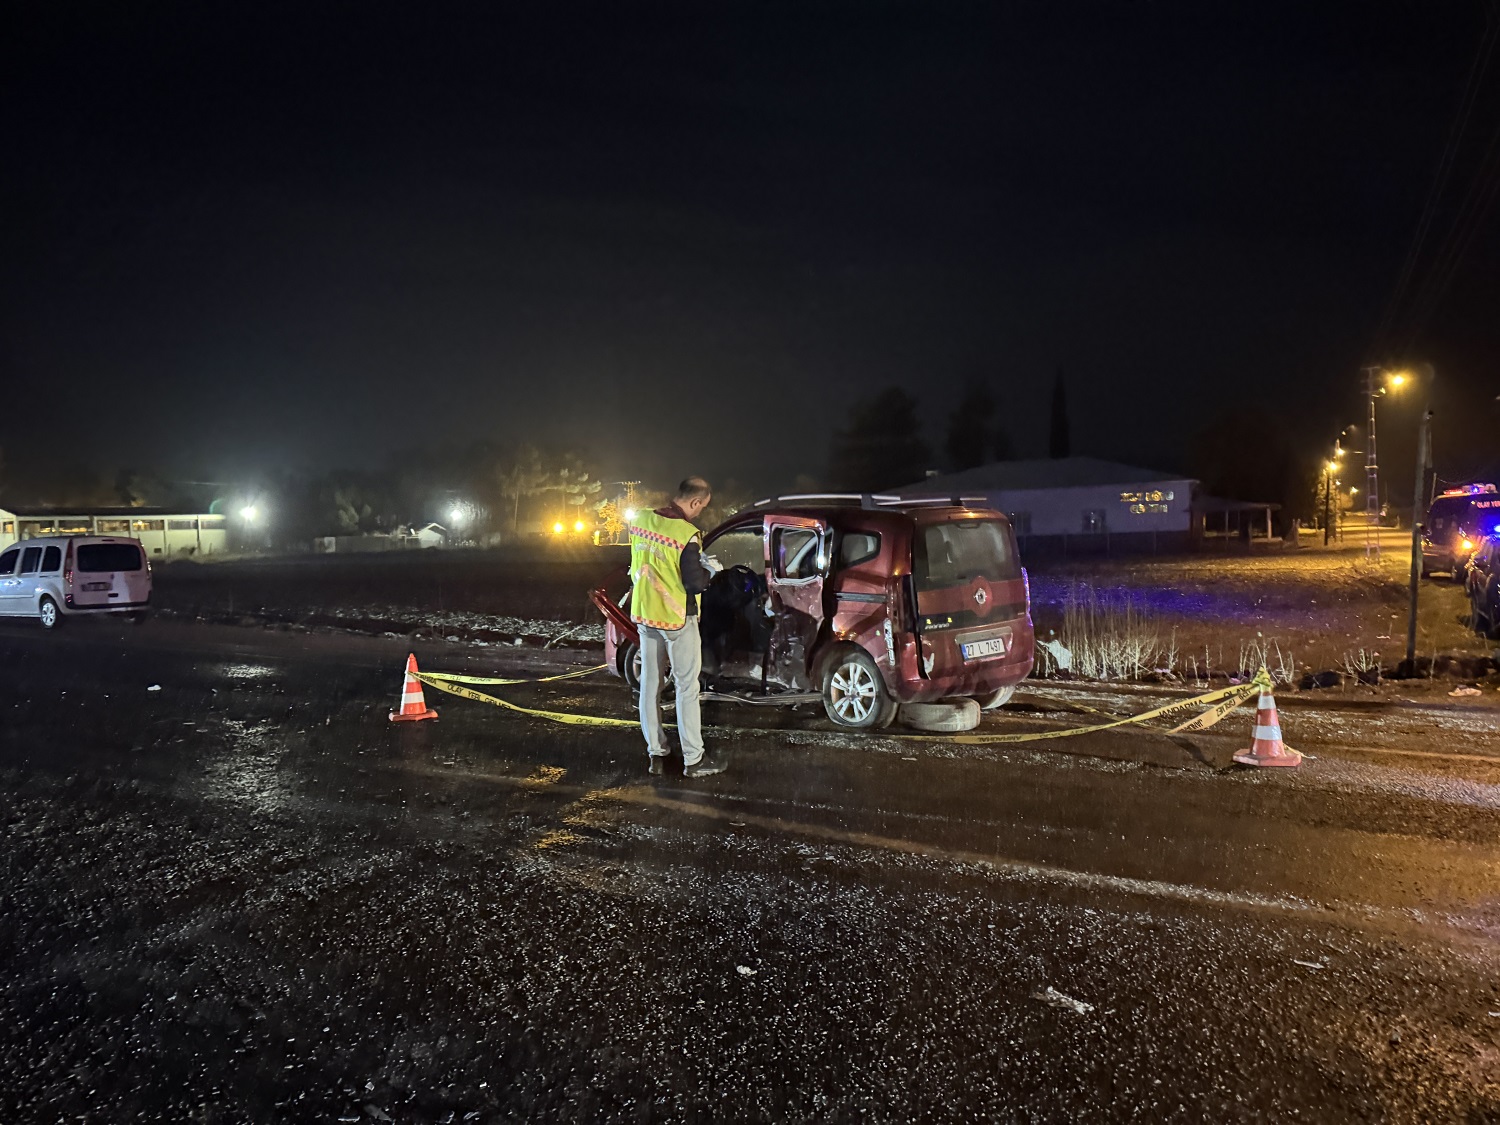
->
[84, 582, 110, 592]
[961, 636, 1008, 661]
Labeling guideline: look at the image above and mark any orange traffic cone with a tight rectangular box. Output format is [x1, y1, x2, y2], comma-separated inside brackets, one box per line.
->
[1232, 688, 1300, 767]
[389, 653, 438, 723]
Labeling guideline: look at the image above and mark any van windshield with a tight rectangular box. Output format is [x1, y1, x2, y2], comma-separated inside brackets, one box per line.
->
[77, 544, 143, 573]
[915, 519, 1020, 592]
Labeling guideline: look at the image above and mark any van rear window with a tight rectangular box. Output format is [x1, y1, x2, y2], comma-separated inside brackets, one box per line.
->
[915, 519, 1020, 591]
[77, 544, 143, 573]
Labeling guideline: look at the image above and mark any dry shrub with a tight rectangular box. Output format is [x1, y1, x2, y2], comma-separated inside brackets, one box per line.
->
[1059, 584, 1165, 681]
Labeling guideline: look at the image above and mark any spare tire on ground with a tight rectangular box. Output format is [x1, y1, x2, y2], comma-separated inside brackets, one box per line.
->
[900, 698, 981, 733]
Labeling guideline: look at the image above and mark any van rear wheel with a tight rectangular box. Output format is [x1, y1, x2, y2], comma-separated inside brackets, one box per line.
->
[38, 596, 62, 629]
[821, 647, 896, 730]
[975, 683, 1017, 710]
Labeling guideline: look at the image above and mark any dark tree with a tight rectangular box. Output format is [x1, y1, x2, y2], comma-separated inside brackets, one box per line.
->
[944, 380, 995, 472]
[1049, 368, 1070, 459]
[1189, 407, 1319, 529]
[829, 386, 930, 491]
[990, 424, 1013, 462]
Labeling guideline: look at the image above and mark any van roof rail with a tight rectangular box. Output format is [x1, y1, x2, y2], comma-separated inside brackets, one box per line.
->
[750, 493, 899, 509]
[749, 493, 989, 510]
[874, 495, 989, 508]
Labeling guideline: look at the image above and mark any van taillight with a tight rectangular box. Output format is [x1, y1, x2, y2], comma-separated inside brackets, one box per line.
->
[63, 541, 73, 586]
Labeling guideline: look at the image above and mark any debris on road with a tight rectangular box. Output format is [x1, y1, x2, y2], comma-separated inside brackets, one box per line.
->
[1448, 685, 1482, 697]
[1291, 959, 1326, 970]
[736, 965, 758, 977]
[1032, 986, 1093, 1014]
[146, 684, 162, 692]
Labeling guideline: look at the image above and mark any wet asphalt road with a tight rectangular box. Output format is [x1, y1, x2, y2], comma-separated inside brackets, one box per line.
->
[1, 621, 1498, 1123]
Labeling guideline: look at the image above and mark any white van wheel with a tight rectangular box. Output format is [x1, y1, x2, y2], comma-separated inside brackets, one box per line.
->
[901, 698, 981, 733]
[975, 683, 1017, 710]
[38, 596, 62, 630]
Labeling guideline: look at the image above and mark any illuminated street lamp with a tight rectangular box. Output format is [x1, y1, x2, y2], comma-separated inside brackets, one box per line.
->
[1359, 366, 1413, 556]
[239, 504, 260, 523]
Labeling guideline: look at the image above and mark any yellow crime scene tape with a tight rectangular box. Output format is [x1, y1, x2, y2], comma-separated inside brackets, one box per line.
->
[419, 665, 606, 687]
[414, 664, 1275, 743]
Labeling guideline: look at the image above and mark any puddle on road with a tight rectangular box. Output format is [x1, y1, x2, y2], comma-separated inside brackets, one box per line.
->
[191, 717, 297, 814]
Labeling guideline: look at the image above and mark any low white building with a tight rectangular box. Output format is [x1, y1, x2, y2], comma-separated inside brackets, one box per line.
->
[0, 506, 229, 559]
[897, 457, 1199, 553]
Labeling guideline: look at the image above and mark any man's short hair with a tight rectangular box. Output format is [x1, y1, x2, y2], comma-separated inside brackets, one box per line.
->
[675, 476, 712, 502]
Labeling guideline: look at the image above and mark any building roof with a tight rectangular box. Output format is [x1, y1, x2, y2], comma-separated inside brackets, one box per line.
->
[896, 457, 1195, 495]
[3, 506, 224, 518]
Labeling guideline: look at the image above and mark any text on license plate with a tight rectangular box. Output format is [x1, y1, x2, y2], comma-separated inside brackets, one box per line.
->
[84, 582, 110, 592]
[961, 636, 1008, 661]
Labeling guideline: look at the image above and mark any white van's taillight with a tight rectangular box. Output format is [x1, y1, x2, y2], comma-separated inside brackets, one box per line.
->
[63, 541, 74, 605]
[1021, 566, 1032, 625]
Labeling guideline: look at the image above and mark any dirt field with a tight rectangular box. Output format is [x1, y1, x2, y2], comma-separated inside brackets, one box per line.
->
[153, 544, 625, 645]
[1029, 546, 1493, 686]
[151, 542, 1495, 690]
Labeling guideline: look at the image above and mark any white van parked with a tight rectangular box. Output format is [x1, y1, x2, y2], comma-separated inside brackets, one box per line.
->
[0, 536, 152, 628]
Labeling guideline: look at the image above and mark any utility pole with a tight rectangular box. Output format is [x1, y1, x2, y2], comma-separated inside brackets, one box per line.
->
[1362, 366, 1383, 558]
[1405, 365, 1435, 671]
[1323, 462, 1333, 546]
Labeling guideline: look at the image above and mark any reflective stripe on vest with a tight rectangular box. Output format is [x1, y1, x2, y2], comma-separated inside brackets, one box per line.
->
[628, 510, 701, 630]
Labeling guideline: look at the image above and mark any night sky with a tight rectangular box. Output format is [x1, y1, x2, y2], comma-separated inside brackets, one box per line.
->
[3, 2, 1498, 497]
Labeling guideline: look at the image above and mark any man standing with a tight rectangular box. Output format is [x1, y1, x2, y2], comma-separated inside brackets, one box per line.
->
[629, 477, 726, 777]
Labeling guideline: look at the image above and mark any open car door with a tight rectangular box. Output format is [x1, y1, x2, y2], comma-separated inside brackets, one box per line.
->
[764, 514, 829, 690]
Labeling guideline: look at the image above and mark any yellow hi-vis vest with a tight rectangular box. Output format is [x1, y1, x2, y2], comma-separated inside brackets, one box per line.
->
[628, 509, 702, 630]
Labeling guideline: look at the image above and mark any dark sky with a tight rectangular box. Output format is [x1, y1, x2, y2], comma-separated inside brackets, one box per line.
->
[3, 1, 1498, 496]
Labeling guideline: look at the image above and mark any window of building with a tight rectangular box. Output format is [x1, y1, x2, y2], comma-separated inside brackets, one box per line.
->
[168, 519, 196, 530]
[132, 520, 165, 532]
[1, 521, 12, 535]
[1008, 512, 1032, 537]
[1082, 509, 1107, 534]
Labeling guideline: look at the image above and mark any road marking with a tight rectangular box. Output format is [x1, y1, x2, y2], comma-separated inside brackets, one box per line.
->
[597, 786, 1315, 915]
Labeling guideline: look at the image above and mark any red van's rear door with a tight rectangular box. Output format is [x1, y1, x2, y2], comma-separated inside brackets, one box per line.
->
[911, 516, 1029, 677]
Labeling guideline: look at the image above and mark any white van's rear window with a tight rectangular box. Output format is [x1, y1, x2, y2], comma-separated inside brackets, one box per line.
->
[77, 544, 143, 573]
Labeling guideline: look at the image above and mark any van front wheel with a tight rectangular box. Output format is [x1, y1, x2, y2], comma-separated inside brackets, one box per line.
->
[38, 596, 62, 630]
[821, 647, 896, 730]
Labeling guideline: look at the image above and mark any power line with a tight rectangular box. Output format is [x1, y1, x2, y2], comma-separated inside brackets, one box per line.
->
[1370, 1, 1500, 359]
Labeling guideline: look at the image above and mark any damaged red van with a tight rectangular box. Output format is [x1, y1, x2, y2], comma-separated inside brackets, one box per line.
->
[590, 495, 1034, 729]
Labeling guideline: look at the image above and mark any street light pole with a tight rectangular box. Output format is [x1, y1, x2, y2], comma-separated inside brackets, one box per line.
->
[1362, 366, 1382, 557]
[1405, 367, 1434, 670]
[1323, 463, 1332, 546]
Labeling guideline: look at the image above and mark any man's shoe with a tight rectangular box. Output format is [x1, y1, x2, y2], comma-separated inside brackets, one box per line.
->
[648, 755, 669, 776]
[683, 753, 727, 778]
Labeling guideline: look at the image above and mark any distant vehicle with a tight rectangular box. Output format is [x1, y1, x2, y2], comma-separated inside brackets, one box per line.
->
[1421, 484, 1500, 579]
[591, 495, 1035, 729]
[0, 536, 152, 629]
[1463, 535, 1499, 638]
